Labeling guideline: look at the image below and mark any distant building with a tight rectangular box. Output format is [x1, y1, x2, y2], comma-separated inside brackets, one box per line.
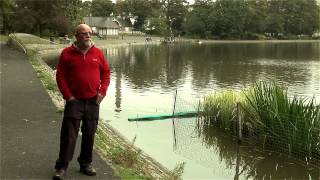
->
[114, 17, 133, 33]
[84, 17, 120, 37]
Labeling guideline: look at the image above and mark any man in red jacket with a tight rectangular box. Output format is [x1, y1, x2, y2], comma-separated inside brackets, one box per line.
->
[53, 24, 110, 180]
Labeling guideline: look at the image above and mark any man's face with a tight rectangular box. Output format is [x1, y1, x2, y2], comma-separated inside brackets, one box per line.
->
[75, 26, 92, 47]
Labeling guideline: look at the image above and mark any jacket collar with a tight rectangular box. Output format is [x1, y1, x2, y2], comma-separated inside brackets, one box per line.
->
[71, 40, 95, 54]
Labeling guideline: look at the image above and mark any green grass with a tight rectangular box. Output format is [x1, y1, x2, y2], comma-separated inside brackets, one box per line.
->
[199, 81, 320, 161]
[16, 35, 51, 44]
[28, 55, 59, 92]
[115, 167, 151, 180]
[0, 35, 9, 42]
[95, 128, 155, 180]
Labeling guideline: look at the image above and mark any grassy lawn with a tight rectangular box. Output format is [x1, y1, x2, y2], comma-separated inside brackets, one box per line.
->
[0, 34, 9, 42]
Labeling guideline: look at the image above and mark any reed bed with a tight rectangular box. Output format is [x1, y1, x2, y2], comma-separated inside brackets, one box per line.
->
[198, 81, 320, 162]
[198, 90, 242, 131]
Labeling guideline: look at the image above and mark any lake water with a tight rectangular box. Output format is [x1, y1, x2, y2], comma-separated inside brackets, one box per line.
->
[46, 41, 320, 179]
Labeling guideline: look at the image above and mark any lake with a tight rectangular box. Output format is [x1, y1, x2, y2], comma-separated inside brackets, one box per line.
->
[46, 41, 320, 179]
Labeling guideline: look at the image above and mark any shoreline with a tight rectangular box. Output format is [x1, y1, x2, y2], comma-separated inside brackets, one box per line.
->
[19, 35, 320, 55]
[7, 33, 174, 179]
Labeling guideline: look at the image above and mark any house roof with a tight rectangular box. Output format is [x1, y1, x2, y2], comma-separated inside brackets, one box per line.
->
[114, 17, 132, 27]
[84, 17, 120, 29]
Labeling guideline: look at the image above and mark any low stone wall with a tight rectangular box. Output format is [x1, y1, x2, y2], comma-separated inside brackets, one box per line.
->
[7, 34, 27, 53]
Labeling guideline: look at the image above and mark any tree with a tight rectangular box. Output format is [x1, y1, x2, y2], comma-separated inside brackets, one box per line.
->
[161, 0, 188, 36]
[63, 0, 83, 29]
[281, 0, 320, 35]
[13, 0, 65, 36]
[81, 1, 92, 17]
[144, 0, 166, 34]
[0, 0, 16, 34]
[263, 0, 284, 37]
[211, 0, 249, 39]
[114, 0, 156, 31]
[301, 0, 320, 35]
[245, 0, 268, 35]
[91, 0, 114, 17]
[183, 13, 206, 37]
[183, 0, 213, 37]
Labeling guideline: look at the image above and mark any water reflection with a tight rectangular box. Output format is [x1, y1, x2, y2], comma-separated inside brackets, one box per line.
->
[106, 42, 319, 99]
[174, 117, 320, 179]
[43, 41, 320, 179]
[44, 42, 320, 99]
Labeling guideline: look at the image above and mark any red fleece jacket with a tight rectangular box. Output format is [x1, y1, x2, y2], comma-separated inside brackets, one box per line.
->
[56, 44, 110, 100]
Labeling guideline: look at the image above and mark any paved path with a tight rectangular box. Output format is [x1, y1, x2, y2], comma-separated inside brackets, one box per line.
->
[0, 43, 119, 180]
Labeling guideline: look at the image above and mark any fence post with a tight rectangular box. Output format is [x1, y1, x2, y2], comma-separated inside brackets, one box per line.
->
[237, 102, 242, 143]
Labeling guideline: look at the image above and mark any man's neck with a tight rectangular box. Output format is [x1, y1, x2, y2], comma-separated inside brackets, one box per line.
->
[75, 41, 92, 53]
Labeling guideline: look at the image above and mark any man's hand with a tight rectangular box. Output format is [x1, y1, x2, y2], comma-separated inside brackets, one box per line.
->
[96, 93, 104, 105]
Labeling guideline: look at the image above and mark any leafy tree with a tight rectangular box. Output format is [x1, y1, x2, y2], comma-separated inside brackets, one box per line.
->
[182, 0, 320, 39]
[264, 0, 284, 37]
[114, 0, 129, 16]
[245, 0, 267, 35]
[147, 15, 167, 35]
[91, 0, 114, 17]
[81, 1, 92, 17]
[114, 0, 156, 31]
[0, 0, 16, 34]
[281, 0, 320, 35]
[301, 0, 320, 35]
[144, 0, 166, 34]
[183, 0, 213, 37]
[207, 0, 249, 39]
[13, 0, 65, 36]
[183, 13, 206, 37]
[63, 0, 83, 29]
[161, 0, 188, 36]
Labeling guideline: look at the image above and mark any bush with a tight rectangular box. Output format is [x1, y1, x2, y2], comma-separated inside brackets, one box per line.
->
[244, 32, 266, 40]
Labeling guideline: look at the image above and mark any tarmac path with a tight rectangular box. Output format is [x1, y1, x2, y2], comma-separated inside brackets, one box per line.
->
[0, 43, 119, 180]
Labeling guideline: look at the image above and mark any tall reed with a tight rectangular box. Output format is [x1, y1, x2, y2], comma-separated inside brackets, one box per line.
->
[243, 81, 320, 158]
[198, 81, 320, 161]
[198, 90, 242, 131]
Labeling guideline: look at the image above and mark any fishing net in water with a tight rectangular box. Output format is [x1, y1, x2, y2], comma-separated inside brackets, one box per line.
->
[171, 89, 320, 178]
[171, 90, 239, 172]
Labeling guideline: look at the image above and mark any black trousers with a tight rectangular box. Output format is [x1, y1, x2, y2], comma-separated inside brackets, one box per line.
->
[55, 97, 99, 170]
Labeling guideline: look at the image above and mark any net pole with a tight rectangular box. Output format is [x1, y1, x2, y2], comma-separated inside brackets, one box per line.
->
[172, 89, 178, 146]
[237, 102, 243, 143]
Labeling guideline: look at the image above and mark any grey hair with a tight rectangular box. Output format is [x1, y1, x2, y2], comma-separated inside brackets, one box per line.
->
[74, 24, 92, 35]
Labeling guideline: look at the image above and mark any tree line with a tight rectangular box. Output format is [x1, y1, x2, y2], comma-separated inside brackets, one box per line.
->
[1, 0, 319, 39]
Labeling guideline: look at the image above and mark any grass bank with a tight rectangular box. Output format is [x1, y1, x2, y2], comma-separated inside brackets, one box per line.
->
[198, 81, 320, 164]
[7, 33, 183, 179]
[0, 34, 9, 42]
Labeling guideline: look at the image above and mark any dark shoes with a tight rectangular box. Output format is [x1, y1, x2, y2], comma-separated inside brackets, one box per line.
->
[52, 169, 66, 180]
[80, 164, 97, 176]
[52, 165, 96, 180]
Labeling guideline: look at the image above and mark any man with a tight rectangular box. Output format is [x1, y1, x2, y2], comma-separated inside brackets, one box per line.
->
[53, 24, 110, 180]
